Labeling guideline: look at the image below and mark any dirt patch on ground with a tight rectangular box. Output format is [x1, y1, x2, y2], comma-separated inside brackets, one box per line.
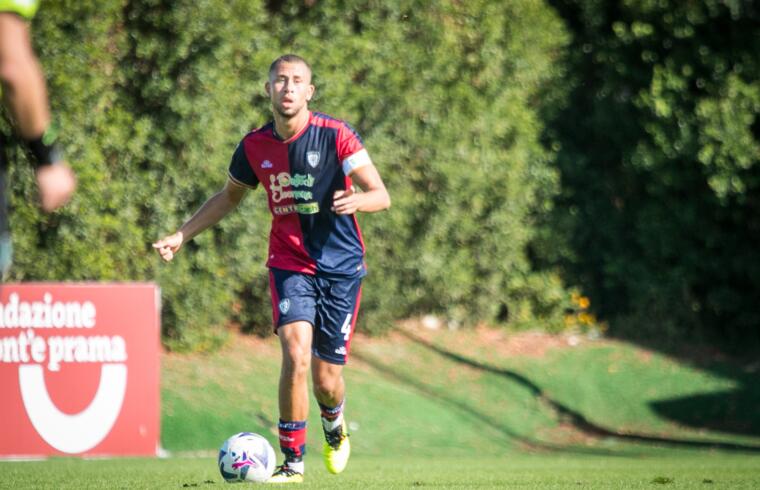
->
[472, 327, 577, 358]
[392, 318, 597, 359]
[162, 328, 279, 359]
[163, 321, 601, 372]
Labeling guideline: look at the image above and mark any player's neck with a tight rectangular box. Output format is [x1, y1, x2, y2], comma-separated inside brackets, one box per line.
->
[273, 109, 310, 141]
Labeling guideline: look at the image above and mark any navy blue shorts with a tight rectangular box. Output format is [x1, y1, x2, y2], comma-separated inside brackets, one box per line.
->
[269, 268, 362, 365]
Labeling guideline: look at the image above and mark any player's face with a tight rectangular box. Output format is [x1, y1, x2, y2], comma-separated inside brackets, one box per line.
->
[266, 62, 315, 118]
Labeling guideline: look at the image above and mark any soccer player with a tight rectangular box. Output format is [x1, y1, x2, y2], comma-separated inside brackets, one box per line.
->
[153, 54, 390, 483]
[0, 0, 77, 277]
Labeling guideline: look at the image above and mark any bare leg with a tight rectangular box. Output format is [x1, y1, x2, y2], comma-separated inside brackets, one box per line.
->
[277, 321, 313, 421]
[312, 357, 345, 408]
[274, 321, 312, 475]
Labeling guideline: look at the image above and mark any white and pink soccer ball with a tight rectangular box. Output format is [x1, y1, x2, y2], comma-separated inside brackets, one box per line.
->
[218, 432, 276, 483]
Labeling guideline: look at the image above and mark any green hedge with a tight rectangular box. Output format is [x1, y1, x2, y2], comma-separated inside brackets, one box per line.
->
[5, 0, 572, 350]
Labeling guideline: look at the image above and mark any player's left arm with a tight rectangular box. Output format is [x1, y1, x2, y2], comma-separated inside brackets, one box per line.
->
[332, 163, 390, 215]
[0, 12, 76, 212]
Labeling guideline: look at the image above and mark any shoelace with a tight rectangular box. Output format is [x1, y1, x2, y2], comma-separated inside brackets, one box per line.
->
[273, 464, 301, 476]
[324, 426, 346, 449]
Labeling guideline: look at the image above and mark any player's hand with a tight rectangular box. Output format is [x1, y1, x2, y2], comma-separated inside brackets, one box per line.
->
[35, 162, 76, 212]
[152, 232, 184, 262]
[332, 185, 359, 215]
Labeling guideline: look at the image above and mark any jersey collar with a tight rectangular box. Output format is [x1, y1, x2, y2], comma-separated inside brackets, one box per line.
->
[272, 111, 312, 144]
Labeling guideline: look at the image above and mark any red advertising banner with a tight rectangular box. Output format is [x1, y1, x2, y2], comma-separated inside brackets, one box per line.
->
[0, 283, 160, 458]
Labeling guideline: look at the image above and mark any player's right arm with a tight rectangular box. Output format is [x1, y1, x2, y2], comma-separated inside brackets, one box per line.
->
[152, 177, 248, 262]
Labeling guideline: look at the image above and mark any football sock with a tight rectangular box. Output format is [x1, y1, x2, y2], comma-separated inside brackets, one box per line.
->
[285, 459, 304, 474]
[278, 419, 306, 473]
[319, 399, 345, 433]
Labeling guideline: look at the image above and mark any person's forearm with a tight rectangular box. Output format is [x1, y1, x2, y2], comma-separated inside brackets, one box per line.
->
[357, 188, 391, 213]
[178, 190, 239, 242]
[0, 15, 50, 138]
[4, 56, 49, 138]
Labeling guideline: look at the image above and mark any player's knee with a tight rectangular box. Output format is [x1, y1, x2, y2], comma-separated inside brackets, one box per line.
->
[313, 375, 340, 399]
[282, 345, 310, 377]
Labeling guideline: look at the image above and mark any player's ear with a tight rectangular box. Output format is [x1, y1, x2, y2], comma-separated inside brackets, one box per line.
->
[306, 84, 315, 101]
[265, 81, 271, 97]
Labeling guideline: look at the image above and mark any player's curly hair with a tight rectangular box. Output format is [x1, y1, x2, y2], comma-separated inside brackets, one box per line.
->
[268, 54, 312, 80]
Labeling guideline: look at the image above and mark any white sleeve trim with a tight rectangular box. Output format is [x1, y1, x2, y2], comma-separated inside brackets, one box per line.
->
[342, 148, 372, 176]
[227, 172, 258, 189]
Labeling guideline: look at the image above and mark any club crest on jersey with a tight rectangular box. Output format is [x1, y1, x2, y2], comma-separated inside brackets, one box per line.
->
[278, 298, 291, 314]
[306, 151, 320, 168]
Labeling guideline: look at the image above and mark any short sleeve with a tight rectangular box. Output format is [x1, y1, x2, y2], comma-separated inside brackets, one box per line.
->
[227, 140, 258, 188]
[337, 123, 372, 176]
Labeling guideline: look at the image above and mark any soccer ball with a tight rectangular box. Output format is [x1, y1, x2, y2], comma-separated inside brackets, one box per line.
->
[218, 432, 276, 483]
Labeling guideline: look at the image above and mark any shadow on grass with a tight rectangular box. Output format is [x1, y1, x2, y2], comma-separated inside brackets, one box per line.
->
[608, 336, 760, 439]
[386, 328, 760, 453]
[649, 356, 760, 438]
[350, 350, 627, 457]
[650, 389, 760, 437]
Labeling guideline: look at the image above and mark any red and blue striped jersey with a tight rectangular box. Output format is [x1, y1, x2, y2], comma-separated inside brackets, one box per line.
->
[228, 112, 370, 278]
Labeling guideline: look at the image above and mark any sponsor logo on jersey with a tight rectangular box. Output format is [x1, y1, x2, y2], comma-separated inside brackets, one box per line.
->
[269, 172, 315, 203]
[278, 298, 290, 314]
[261, 159, 273, 169]
[306, 151, 320, 168]
[273, 203, 320, 215]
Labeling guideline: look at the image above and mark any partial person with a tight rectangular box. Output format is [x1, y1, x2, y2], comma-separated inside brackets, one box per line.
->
[0, 0, 77, 277]
[154, 54, 390, 483]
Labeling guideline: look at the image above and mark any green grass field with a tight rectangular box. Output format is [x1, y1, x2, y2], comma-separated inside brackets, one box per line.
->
[2, 325, 760, 488]
[2, 453, 759, 489]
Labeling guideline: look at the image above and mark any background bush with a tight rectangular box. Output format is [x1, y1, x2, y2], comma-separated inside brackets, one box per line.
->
[6, 0, 757, 353]
[4, 0, 570, 350]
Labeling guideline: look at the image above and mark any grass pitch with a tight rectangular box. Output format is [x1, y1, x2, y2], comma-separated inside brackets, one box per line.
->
[161, 327, 760, 456]
[3, 325, 759, 488]
[2, 453, 759, 489]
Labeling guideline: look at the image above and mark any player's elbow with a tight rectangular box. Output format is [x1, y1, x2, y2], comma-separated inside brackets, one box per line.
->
[378, 190, 391, 211]
[220, 186, 246, 210]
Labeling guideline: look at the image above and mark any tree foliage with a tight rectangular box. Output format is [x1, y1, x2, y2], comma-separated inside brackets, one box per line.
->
[544, 0, 760, 349]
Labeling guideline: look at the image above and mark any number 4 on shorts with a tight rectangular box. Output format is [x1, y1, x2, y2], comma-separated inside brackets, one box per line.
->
[340, 314, 352, 341]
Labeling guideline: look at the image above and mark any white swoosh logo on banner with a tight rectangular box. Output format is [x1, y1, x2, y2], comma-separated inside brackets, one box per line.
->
[18, 364, 127, 454]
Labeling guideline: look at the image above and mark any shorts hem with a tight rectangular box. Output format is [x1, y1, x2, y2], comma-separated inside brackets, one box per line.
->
[311, 350, 347, 366]
[274, 317, 315, 335]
